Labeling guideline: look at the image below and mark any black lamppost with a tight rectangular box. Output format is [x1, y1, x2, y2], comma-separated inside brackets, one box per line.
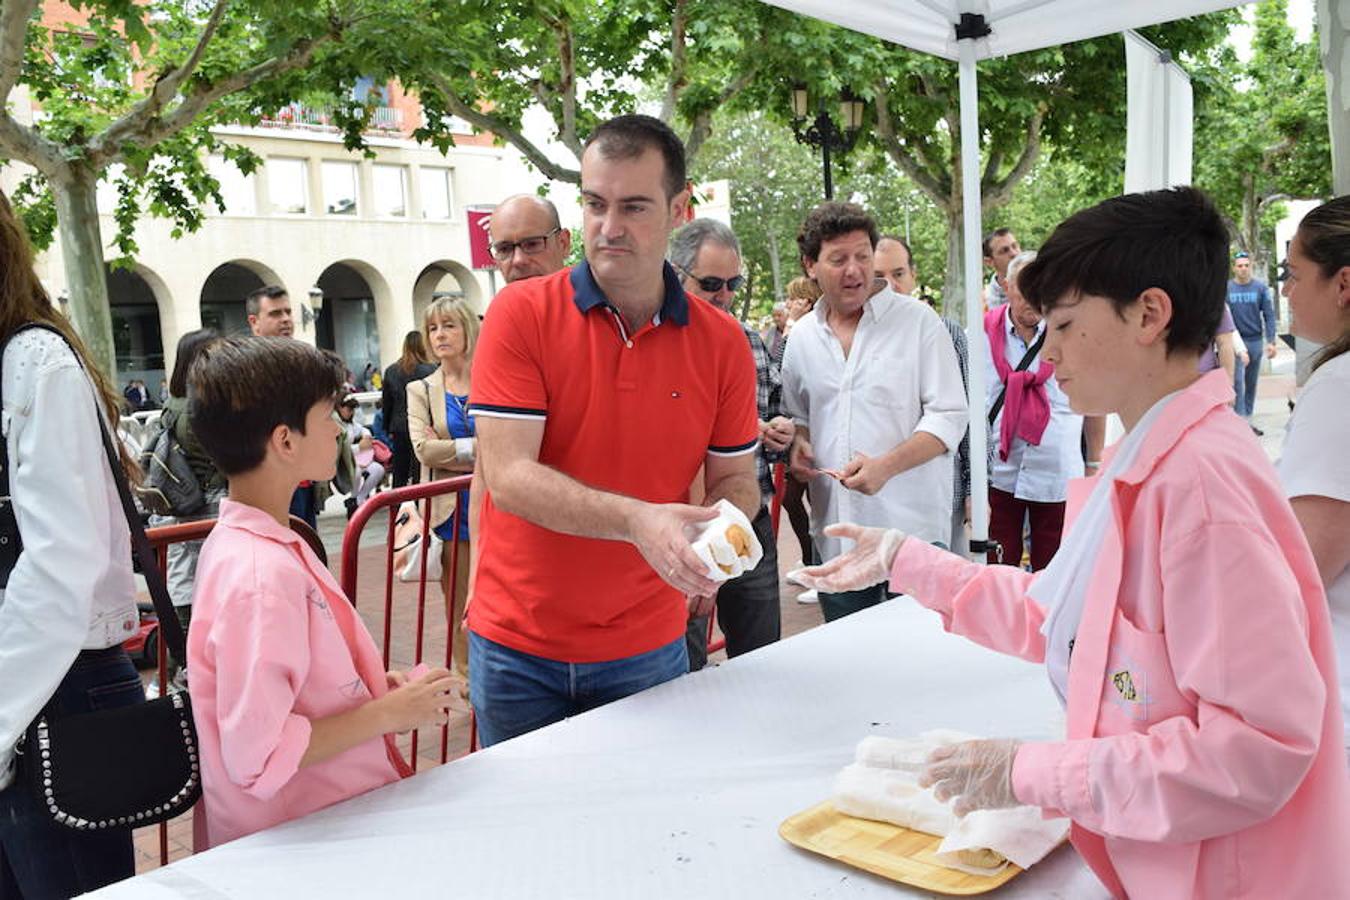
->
[789, 84, 866, 200]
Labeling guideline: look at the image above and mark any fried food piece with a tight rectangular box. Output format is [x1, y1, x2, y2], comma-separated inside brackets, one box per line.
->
[725, 523, 751, 558]
[955, 847, 1006, 869]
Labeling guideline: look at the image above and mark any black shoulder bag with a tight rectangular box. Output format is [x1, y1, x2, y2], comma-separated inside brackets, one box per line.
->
[987, 329, 1048, 427]
[4, 323, 200, 831]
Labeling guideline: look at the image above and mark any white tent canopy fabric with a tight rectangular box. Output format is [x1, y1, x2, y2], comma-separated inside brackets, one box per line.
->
[759, 1, 1249, 61]
[756, 0, 1250, 559]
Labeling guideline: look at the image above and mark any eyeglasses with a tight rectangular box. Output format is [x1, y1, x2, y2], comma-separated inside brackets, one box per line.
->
[676, 264, 745, 294]
[490, 228, 561, 260]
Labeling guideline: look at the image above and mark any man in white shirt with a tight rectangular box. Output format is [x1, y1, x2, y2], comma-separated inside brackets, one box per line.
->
[782, 203, 968, 621]
[984, 251, 1105, 569]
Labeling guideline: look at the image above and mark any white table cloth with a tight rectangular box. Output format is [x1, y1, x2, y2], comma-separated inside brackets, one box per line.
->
[90, 600, 1107, 899]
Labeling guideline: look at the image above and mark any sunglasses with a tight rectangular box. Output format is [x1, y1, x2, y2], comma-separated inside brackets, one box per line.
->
[490, 228, 561, 260]
[677, 264, 745, 294]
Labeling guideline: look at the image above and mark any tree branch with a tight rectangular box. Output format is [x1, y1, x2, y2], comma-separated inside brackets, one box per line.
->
[552, 14, 581, 157]
[0, 114, 68, 179]
[660, 0, 689, 123]
[0, 0, 37, 105]
[88, 0, 230, 164]
[684, 66, 756, 163]
[88, 31, 334, 166]
[873, 83, 950, 208]
[425, 72, 580, 184]
[982, 107, 1044, 210]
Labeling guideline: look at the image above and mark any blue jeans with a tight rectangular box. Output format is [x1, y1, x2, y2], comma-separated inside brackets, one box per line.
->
[1232, 335, 1265, 418]
[468, 632, 688, 747]
[0, 647, 143, 898]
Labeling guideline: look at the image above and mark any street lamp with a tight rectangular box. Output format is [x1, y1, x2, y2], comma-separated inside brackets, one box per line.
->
[789, 84, 866, 200]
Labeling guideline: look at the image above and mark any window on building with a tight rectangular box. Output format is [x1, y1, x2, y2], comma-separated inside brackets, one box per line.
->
[207, 155, 257, 216]
[321, 161, 359, 216]
[267, 157, 308, 215]
[419, 167, 453, 220]
[372, 164, 407, 217]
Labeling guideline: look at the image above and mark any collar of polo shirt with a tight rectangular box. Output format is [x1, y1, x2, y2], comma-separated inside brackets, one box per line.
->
[569, 259, 690, 327]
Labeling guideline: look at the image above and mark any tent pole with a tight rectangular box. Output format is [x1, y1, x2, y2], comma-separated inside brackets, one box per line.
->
[958, 33, 991, 563]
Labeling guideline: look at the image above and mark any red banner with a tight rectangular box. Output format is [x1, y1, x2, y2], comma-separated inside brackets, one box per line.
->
[466, 206, 495, 270]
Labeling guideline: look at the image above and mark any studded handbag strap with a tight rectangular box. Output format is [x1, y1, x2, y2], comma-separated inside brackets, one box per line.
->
[0, 323, 187, 666]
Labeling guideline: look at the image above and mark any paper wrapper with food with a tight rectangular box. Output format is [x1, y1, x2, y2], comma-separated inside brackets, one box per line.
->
[686, 498, 763, 583]
[832, 730, 1069, 876]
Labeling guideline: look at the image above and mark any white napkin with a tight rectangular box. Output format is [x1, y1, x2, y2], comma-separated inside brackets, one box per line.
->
[831, 731, 1069, 876]
[686, 499, 763, 583]
[936, 805, 1069, 875]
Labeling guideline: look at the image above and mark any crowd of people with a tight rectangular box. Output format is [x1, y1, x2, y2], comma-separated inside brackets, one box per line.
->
[0, 112, 1347, 900]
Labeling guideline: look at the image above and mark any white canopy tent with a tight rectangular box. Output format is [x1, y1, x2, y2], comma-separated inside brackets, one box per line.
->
[759, 0, 1251, 559]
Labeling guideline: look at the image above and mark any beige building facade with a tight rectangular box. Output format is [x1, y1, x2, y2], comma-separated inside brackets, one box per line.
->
[23, 119, 544, 389]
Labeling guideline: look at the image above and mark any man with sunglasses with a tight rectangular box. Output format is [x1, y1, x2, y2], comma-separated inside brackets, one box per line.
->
[489, 195, 572, 284]
[669, 218, 792, 670]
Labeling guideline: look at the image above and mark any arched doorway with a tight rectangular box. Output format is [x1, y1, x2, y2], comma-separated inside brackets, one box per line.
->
[199, 260, 282, 337]
[107, 264, 169, 401]
[315, 261, 387, 386]
[412, 260, 482, 325]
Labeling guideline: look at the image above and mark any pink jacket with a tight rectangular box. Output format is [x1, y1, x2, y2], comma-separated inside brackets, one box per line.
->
[891, 370, 1350, 899]
[188, 500, 410, 848]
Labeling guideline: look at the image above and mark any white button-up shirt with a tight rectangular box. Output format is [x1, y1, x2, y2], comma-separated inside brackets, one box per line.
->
[985, 308, 1084, 503]
[782, 289, 968, 558]
[0, 328, 138, 789]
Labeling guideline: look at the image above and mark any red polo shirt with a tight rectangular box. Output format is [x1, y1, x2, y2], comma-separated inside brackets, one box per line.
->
[467, 261, 759, 663]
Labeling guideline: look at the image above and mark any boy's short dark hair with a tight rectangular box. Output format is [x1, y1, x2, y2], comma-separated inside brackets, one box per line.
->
[245, 284, 288, 316]
[188, 336, 345, 476]
[1016, 187, 1227, 357]
[797, 202, 879, 265]
[583, 114, 687, 199]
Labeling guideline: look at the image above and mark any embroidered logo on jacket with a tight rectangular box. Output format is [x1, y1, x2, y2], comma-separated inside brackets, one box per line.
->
[1112, 670, 1137, 702]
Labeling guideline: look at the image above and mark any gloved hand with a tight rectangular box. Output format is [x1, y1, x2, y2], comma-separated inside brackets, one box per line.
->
[784, 523, 906, 593]
[918, 738, 1022, 817]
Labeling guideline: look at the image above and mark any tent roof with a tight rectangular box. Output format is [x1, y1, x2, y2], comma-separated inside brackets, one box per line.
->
[758, 0, 1250, 61]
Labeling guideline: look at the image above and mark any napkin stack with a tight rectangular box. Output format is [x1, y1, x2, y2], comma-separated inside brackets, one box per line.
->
[832, 730, 1069, 876]
[687, 498, 763, 583]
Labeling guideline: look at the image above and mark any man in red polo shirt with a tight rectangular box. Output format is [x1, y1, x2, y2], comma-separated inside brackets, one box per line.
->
[467, 115, 761, 746]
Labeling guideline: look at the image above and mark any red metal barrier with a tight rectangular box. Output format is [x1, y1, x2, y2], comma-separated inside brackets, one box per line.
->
[339, 477, 475, 768]
[704, 463, 788, 657]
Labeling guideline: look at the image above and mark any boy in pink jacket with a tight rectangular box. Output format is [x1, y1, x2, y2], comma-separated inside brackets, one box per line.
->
[187, 337, 455, 848]
[796, 188, 1350, 899]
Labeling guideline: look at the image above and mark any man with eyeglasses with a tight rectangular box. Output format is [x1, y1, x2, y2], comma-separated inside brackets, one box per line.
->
[488, 195, 572, 284]
[669, 218, 792, 670]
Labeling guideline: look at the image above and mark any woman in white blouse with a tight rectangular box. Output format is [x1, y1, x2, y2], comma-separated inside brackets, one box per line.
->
[1277, 195, 1350, 754]
[0, 193, 144, 893]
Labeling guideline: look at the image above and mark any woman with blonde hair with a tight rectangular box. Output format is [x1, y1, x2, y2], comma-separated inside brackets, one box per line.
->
[0, 192, 145, 893]
[1277, 195, 1350, 757]
[408, 297, 479, 693]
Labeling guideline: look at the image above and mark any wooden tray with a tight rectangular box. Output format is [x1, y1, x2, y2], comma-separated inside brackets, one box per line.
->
[779, 801, 1023, 896]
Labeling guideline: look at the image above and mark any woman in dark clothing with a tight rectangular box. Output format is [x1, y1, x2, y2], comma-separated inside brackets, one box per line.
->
[381, 330, 435, 487]
[148, 329, 224, 689]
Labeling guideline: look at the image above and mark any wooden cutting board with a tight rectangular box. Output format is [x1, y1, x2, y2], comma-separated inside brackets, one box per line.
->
[779, 801, 1023, 896]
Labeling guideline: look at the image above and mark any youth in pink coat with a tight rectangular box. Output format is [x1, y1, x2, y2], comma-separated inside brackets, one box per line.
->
[796, 188, 1350, 899]
[185, 337, 455, 849]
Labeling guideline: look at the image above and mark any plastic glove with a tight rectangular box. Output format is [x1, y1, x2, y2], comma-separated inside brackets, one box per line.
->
[918, 738, 1022, 817]
[784, 523, 906, 593]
